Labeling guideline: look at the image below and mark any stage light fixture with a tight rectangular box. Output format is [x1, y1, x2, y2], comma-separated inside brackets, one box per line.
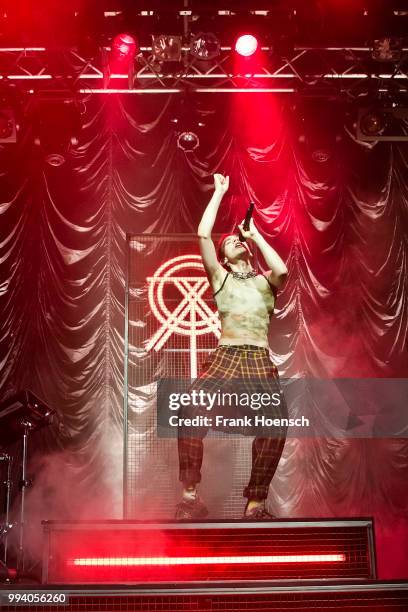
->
[43, 153, 66, 167]
[112, 33, 138, 61]
[356, 103, 408, 142]
[71, 553, 346, 567]
[190, 32, 220, 60]
[294, 98, 344, 164]
[0, 109, 17, 143]
[177, 131, 199, 152]
[152, 34, 182, 62]
[32, 98, 82, 167]
[311, 148, 332, 164]
[235, 34, 258, 57]
[359, 110, 387, 137]
[372, 38, 402, 62]
[104, 33, 138, 89]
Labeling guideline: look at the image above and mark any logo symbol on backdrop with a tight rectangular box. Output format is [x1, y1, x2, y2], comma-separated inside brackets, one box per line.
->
[145, 255, 220, 377]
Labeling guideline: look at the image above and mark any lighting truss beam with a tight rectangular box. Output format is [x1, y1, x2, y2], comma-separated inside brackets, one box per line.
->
[0, 46, 408, 96]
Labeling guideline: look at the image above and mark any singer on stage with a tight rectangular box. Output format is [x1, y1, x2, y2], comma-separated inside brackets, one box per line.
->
[176, 174, 289, 520]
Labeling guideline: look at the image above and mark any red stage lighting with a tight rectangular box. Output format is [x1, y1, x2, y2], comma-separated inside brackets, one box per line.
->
[235, 34, 258, 57]
[112, 33, 138, 61]
[70, 553, 346, 567]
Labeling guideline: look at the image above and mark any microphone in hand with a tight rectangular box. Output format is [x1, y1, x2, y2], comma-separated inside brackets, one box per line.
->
[238, 201, 255, 242]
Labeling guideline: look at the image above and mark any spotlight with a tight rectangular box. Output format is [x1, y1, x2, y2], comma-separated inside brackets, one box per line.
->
[44, 153, 66, 168]
[112, 33, 138, 62]
[177, 131, 199, 152]
[311, 148, 333, 164]
[190, 32, 220, 60]
[104, 33, 138, 88]
[306, 134, 342, 164]
[357, 104, 408, 142]
[0, 109, 17, 143]
[359, 110, 387, 137]
[32, 98, 81, 167]
[235, 34, 258, 57]
[372, 38, 402, 62]
[152, 35, 182, 62]
[294, 99, 344, 163]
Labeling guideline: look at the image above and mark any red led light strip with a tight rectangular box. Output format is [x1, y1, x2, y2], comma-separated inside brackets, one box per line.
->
[70, 553, 346, 566]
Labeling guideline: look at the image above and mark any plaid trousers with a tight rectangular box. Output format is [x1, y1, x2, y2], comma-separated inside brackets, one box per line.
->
[178, 344, 288, 501]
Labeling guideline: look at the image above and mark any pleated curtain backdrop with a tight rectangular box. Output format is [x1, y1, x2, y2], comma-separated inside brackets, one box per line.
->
[0, 93, 407, 577]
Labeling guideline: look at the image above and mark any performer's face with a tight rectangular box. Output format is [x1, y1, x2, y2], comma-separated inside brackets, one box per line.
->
[221, 234, 249, 262]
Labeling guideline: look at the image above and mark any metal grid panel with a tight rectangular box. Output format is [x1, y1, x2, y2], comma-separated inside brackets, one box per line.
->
[3, 587, 408, 612]
[43, 520, 374, 583]
[124, 235, 252, 519]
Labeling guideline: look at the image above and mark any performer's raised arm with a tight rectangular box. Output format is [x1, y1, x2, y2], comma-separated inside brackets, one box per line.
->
[197, 174, 229, 290]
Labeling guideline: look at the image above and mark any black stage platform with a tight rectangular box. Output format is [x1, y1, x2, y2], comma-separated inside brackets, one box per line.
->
[1, 518, 407, 611]
[1, 580, 408, 611]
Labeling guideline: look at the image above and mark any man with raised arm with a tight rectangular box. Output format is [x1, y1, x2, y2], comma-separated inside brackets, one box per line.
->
[175, 173, 289, 520]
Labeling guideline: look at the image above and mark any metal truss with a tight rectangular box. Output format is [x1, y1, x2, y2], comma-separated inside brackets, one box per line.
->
[0, 45, 408, 97]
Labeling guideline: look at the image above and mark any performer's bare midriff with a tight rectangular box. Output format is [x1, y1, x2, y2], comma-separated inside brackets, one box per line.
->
[213, 266, 275, 348]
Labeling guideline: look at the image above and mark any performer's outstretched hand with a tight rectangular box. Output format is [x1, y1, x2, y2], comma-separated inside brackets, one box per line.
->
[237, 217, 259, 241]
[214, 173, 229, 194]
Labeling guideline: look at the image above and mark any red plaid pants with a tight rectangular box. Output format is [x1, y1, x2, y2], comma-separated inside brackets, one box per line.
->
[178, 344, 288, 501]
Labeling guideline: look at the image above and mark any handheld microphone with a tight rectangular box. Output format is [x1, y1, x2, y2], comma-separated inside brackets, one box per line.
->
[239, 201, 255, 242]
